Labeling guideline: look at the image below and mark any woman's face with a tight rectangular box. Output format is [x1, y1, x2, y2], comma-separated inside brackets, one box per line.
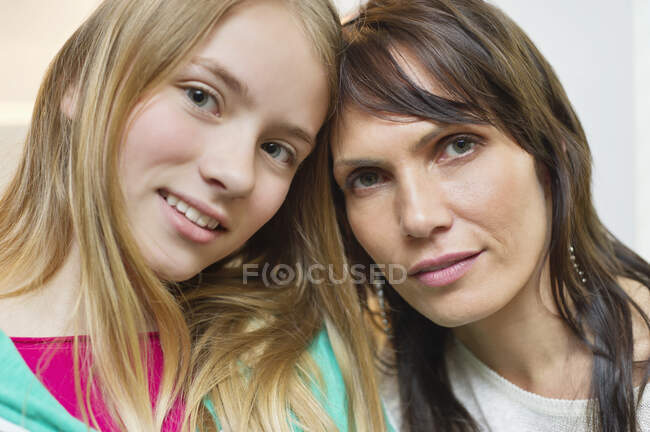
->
[119, 0, 329, 281]
[332, 103, 552, 328]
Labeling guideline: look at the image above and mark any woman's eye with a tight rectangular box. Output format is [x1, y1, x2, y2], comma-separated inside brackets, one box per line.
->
[350, 171, 382, 190]
[261, 141, 294, 164]
[442, 136, 477, 158]
[185, 87, 219, 114]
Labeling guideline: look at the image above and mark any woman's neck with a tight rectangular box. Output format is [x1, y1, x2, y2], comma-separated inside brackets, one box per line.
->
[0, 242, 82, 338]
[452, 261, 593, 399]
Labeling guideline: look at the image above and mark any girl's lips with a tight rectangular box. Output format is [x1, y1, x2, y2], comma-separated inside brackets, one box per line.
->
[411, 251, 482, 288]
[159, 188, 229, 230]
[159, 194, 224, 244]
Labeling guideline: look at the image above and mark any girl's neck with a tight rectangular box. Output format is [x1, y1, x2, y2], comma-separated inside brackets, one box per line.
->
[0, 242, 83, 338]
[452, 261, 593, 399]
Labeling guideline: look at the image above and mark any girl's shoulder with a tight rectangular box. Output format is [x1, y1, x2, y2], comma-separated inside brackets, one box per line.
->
[0, 330, 94, 432]
[204, 328, 349, 432]
[306, 328, 349, 431]
[307, 328, 395, 432]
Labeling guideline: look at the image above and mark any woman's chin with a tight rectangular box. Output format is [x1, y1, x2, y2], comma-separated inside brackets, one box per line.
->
[417, 300, 504, 329]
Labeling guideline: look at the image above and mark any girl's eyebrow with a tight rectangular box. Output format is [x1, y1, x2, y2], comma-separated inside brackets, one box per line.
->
[190, 57, 250, 99]
[271, 123, 316, 150]
[189, 58, 316, 150]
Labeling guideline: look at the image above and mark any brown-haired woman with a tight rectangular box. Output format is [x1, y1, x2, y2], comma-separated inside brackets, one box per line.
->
[329, 0, 650, 431]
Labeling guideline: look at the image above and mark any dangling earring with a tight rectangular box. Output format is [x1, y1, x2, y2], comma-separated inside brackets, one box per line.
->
[375, 280, 392, 336]
[569, 245, 587, 283]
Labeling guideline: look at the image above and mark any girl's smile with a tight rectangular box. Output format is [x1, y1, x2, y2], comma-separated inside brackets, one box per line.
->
[119, 1, 329, 282]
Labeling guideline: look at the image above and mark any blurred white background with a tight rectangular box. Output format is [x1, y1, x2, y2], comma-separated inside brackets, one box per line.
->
[0, 0, 102, 187]
[1, 0, 648, 261]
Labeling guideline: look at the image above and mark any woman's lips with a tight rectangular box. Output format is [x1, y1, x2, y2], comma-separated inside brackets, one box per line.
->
[410, 251, 482, 287]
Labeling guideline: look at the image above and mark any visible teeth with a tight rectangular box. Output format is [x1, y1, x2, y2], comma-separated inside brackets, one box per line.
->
[166, 195, 179, 206]
[164, 192, 222, 230]
[185, 207, 200, 222]
[196, 215, 210, 227]
[207, 219, 219, 230]
[176, 201, 189, 213]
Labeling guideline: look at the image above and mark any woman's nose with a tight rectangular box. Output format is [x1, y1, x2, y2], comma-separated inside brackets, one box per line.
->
[398, 173, 453, 239]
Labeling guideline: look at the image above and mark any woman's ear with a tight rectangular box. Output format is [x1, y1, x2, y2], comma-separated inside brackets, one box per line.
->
[61, 85, 79, 119]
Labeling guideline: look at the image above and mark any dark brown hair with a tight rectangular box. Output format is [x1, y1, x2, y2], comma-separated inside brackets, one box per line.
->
[331, 1, 650, 431]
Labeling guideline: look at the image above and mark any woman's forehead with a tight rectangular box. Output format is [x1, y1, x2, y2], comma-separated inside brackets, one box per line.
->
[388, 45, 450, 98]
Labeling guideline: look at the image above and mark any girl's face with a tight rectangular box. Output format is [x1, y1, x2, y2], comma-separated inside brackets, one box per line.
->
[119, 0, 329, 281]
[332, 102, 552, 328]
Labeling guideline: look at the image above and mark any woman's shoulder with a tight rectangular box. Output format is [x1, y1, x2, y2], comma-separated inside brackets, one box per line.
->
[619, 277, 650, 362]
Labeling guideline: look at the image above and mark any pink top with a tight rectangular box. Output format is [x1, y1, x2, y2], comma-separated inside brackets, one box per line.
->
[11, 333, 183, 431]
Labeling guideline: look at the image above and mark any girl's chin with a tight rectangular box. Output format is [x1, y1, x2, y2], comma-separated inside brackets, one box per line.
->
[150, 261, 203, 283]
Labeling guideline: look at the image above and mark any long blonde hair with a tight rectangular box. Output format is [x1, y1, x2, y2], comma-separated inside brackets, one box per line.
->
[183, 138, 387, 431]
[181, 1, 386, 431]
[0, 0, 385, 430]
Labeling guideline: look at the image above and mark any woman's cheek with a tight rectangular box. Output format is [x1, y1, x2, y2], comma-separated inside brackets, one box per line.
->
[347, 196, 396, 264]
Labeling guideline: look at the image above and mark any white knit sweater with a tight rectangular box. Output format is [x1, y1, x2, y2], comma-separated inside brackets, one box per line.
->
[382, 340, 650, 431]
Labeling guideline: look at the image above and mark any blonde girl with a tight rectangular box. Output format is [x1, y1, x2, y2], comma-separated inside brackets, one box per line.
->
[0, 0, 386, 431]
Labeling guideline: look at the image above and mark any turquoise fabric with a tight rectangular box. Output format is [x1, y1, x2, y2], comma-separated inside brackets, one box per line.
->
[307, 328, 349, 431]
[1, 328, 393, 432]
[204, 328, 349, 431]
[0, 330, 96, 432]
[205, 328, 396, 432]
[307, 329, 395, 432]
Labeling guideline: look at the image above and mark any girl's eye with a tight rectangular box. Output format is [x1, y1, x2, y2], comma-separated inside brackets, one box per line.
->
[185, 87, 219, 114]
[442, 135, 478, 159]
[261, 141, 294, 164]
[349, 171, 383, 190]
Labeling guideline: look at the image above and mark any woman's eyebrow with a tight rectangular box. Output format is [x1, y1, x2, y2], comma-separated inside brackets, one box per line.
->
[409, 127, 447, 153]
[333, 158, 388, 170]
[334, 126, 449, 170]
